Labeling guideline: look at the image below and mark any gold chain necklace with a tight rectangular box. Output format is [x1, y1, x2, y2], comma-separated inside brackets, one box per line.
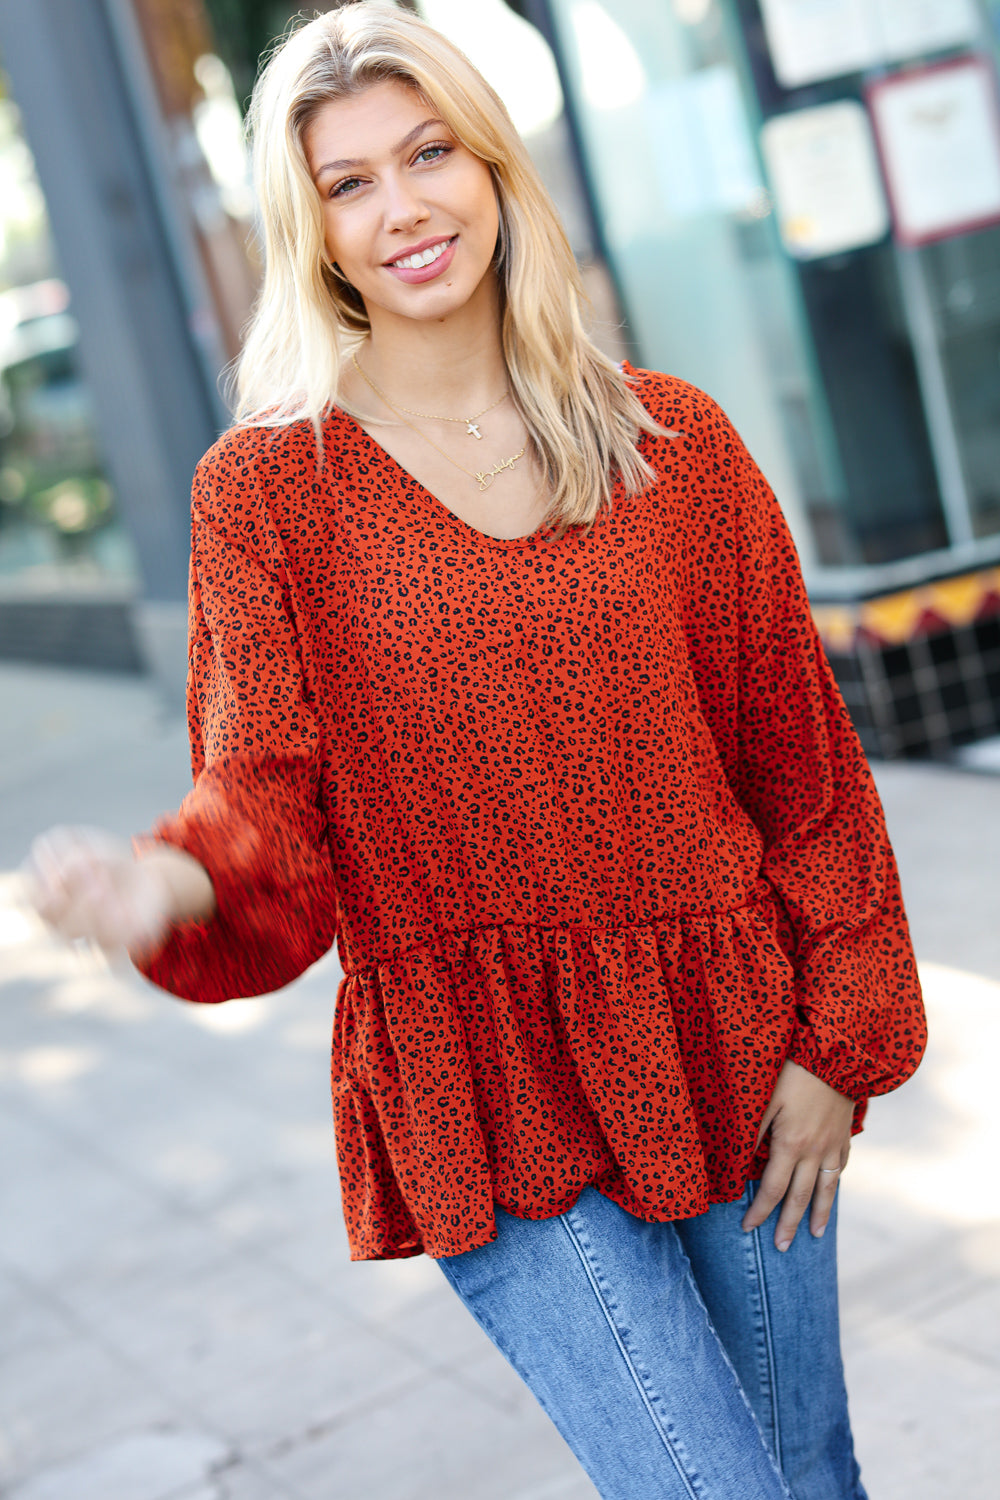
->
[352, 352, 508, 439]
[352, 352, 526, 492]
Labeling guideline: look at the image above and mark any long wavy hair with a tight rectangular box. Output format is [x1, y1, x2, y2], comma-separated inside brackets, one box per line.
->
[235, 0, 664, 529]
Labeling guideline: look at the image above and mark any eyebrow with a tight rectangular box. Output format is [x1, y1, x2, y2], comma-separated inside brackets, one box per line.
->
[312, 118, 447, 182]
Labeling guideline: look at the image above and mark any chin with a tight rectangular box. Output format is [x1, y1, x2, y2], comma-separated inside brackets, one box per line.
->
[393, 284, 477, 321]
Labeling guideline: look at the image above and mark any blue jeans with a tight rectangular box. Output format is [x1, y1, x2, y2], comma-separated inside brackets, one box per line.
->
[437, 1185, 866, 1500]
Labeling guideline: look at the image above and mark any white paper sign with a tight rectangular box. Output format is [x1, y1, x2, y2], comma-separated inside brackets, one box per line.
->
[878, 0, 981, 62]
[761, 101, 890, 257]
[869, 59, 1000, 244]
[760, 0, 981, 89]
[759, 0, 875, 89]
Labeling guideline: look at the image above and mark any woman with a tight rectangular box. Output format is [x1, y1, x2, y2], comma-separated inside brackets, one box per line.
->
[30, 4, 926, 1496]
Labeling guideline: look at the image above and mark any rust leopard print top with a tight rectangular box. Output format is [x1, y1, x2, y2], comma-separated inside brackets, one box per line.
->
[138, 367, 926, 1261]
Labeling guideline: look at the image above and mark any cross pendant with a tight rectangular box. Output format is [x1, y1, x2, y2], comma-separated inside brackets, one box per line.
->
[466, 420, 482, 439]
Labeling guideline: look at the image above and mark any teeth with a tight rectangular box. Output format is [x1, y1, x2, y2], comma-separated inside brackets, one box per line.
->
[393, 239, 451, 270]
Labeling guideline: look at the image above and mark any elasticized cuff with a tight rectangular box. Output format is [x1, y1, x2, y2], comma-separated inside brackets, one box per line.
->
[130, 805, 336, 1003]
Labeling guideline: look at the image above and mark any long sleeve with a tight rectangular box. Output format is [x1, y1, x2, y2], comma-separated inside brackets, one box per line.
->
[135, 439, 339, 1003]
[671, 390, 926, 1100]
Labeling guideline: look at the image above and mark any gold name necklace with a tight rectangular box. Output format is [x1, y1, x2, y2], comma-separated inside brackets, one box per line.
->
[352, 352, 526, 492]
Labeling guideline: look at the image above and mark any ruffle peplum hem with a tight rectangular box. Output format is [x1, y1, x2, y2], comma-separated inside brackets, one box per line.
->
[331, 895, 806, 1260]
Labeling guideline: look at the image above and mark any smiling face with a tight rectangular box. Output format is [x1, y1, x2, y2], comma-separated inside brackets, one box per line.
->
[304, 79, 501, 333]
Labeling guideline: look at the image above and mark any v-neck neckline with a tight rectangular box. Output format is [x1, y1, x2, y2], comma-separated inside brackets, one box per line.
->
[330, 405, 552, 551]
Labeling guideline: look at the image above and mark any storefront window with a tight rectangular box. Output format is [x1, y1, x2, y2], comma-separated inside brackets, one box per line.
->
[542, 0, 838, 565]
[0, 78, 137, 592]
[541, 0, 1000, 571]
[916, 226, 1000, 542]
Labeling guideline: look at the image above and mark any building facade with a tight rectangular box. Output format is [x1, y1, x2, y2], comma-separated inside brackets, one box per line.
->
[509, 0, 1000, 757]
[0, 0, 256, 689]
[2, 0, 1000, 758]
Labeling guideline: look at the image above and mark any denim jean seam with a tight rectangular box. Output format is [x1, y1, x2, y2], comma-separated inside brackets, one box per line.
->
[559, 1207, 703, 1500]
[745, 1182, 783, 1472]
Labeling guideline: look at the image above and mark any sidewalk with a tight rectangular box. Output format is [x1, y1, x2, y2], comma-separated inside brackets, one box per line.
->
[1, 662, 998, 1500]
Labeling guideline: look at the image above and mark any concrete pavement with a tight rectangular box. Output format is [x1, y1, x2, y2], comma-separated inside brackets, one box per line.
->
[1, 661, 998, 1500]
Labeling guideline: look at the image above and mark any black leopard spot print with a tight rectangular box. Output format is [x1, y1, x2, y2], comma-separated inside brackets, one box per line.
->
[138, 367, 926, 1261]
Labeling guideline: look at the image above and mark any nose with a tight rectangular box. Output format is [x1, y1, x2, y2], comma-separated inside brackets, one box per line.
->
[381, 171, 429, 233]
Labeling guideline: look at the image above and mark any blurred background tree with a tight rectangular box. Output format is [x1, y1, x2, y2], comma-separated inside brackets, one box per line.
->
[202, 0, 420, 110]
[201, 0, 297, 110]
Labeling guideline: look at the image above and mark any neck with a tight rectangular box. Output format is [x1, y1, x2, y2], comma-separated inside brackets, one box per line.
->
[362, 276, 507, 413]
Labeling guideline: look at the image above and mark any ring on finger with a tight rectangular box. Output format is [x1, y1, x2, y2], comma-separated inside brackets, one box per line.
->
[818, 1165, 842, 1175]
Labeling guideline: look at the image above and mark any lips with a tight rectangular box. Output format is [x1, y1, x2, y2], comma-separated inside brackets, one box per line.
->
[384, 235, 458, 285]
[388, 236, 455, 270]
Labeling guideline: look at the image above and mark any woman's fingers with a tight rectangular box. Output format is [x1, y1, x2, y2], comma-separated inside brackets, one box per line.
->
[773, 1152, 833, 1248]
[743, 1152, 843, 1251]
[770, 1151, 848, 1250]
[740, 1143, 800, 1237]
[808, 1163, 844, 1239]
[809, 1143, 851, 1237]
[25, 826, 166, 952]
[741, 1060, 855, 1250]
[30, 838, 107, 932]
[30, 828, 119, 903]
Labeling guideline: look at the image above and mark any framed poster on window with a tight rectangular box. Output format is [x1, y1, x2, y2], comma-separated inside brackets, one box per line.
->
[759, 0, 981, 90]
[759, 0, 875, 88]
[761, 101, 889, 258]
[877, 0, 981, 62]
[868, 56, 1000, 246]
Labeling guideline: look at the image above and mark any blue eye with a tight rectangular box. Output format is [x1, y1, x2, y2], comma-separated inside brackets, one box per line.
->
[415, 144, 450, 165]
[330, 176, 362, 199]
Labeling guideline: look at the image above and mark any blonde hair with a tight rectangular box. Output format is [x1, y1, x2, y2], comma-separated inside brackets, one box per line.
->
[236, 0, 663, 529]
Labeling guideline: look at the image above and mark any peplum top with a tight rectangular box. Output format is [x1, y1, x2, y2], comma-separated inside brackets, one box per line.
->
[137, 367, 927, 1260]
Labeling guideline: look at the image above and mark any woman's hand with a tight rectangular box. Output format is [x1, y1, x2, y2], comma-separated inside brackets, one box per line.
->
[741, 1059, 855, 1252]
[26, 827, 215, 959]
